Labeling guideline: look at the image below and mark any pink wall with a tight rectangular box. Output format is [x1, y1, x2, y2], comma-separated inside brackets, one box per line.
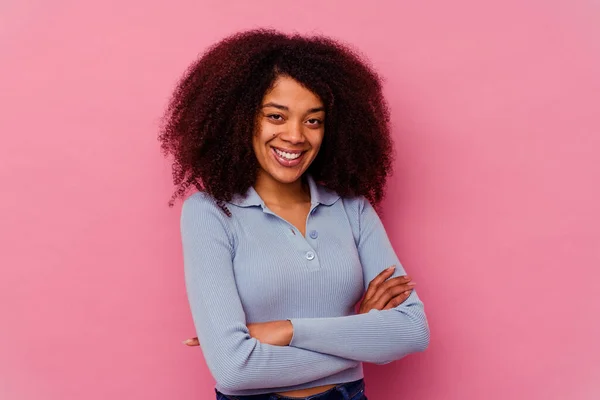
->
[1, 1, 599, 399]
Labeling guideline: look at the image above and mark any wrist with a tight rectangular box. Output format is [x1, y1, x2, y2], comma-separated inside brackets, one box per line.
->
[283, 319, 294, 345]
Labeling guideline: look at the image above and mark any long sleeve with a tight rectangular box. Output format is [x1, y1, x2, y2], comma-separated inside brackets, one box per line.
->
[288, 197, 430, 364]
[181, 193, 359, 392]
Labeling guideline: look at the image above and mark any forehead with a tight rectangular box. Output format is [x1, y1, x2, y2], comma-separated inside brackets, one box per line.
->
[263, 76, 323, 107]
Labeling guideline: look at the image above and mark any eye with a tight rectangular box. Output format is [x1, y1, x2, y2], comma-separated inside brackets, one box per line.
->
[306, 118, 323, 127]
[267, 114, 284, 122]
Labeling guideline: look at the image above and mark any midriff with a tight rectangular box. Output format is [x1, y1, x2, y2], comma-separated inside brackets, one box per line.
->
[275, 384, 337, 397]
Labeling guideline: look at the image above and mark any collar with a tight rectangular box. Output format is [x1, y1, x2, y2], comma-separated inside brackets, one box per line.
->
[229, 175, 340, 208]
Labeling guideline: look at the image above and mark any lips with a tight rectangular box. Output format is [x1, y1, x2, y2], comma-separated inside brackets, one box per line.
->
[271, 147, 306, 167]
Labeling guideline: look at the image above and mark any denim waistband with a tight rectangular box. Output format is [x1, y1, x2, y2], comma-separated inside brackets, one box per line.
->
[216, 379, 365, 400]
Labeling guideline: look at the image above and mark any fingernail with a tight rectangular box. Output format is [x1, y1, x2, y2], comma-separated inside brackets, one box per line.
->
[387, 265, 396, 271]
[182, 339, 192, 345]
[407, 282, 416, 286]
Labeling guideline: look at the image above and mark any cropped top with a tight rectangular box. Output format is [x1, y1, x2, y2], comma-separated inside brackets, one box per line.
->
[180, 175, 429, 395]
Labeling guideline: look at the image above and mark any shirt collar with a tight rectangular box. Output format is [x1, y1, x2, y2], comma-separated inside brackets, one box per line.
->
[229, 175, 340, 208]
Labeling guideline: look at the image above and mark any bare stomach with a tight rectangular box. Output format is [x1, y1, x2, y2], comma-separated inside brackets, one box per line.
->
[275, 384, 337, 398]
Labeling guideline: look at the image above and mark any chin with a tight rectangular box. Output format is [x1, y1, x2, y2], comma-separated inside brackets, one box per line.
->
[266, 167, 306, 184]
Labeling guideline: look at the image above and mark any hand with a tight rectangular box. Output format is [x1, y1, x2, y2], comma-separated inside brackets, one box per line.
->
[182, 337, 199, 346]
[247, 320, 293, 346]
[358, 265, 415, 314]
[182, 320, 293, 347]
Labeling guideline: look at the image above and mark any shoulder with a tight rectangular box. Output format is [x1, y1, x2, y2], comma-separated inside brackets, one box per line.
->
[340, 194, 369, 214]
[180, 192, 232, 231]
[339, 195, 381, 235]
[181, 191, 220, 215]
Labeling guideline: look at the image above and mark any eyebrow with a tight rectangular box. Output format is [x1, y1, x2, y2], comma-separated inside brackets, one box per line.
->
[261, 102, 325, 113]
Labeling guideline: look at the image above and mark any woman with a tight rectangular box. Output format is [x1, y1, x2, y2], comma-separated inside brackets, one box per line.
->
[160, 29, 429, 400]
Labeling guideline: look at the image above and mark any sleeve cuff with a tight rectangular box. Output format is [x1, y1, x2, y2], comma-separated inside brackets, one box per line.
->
[287, 317, 334, 349]
[287, 318, 309, 348]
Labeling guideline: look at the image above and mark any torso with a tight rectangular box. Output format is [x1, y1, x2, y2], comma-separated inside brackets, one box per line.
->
[265, 201, 338, 397]
[224, 179, 366, 396]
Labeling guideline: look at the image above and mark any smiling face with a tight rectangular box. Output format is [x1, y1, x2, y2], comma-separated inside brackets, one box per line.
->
[252, 75, 325, 187]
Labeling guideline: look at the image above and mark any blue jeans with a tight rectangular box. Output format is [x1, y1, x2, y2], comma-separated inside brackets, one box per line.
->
[216, 379, 367, 400]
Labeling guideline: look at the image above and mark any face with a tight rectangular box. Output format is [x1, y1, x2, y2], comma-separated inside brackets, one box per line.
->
[253, 75, 325, 186]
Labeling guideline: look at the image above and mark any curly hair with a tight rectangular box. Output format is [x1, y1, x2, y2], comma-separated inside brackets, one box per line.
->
[159, 29, 393, 208]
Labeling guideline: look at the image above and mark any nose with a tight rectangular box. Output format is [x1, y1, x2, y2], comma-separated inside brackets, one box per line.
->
[280, 120, 305, 144]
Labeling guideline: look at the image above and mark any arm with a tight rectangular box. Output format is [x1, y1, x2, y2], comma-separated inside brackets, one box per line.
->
[181, 193, 359, 392]
[288, 197, 430, 364]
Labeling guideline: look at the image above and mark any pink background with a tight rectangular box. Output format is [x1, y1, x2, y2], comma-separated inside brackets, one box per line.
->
[1, 1, 599, 399]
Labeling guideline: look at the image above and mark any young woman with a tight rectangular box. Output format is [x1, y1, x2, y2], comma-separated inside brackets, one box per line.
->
[160, 29, 429, 400]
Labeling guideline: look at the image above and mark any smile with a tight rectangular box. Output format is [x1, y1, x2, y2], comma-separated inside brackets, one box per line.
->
[274, 148, 302, 160]
[271, 147, 306, 167]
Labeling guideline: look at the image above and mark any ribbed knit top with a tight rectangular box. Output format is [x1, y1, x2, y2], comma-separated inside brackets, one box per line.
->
[181, 175, 429, 396]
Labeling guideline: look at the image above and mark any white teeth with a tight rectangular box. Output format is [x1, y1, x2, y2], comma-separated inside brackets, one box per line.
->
[274, 148, 302, 160]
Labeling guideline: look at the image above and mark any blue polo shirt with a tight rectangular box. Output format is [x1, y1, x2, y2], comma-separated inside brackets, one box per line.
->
[181, 175, 429, 395]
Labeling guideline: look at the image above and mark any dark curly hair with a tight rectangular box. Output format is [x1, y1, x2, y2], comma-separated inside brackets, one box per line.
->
[159, 29, 393, 208]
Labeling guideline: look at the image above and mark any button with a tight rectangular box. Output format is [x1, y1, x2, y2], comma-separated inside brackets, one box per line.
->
[309, 230, 318, 239]
[306, 251, 315, 260]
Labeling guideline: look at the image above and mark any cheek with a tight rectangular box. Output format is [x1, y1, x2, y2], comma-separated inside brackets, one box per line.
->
[252, 129, 276, 163]
[254, 121, 278, 146]
[310, 130, 325, 151]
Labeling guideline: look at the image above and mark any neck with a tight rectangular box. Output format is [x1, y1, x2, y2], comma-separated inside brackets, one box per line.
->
[254, 172, 311, 207]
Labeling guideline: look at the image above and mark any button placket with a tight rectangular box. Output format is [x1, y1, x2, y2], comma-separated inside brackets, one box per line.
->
[266, 202, 322, 271]
[302, 204, 321, 270]
[280, 221, 318, 270]
[304, 250, 320, 271]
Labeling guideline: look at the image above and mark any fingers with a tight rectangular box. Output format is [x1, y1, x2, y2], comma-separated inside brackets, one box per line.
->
[359, 281, 414, 314]
[182, 337, 200, 346]
[371, 275, 412, 302]
[371, 281, 416, 310]
[383, 290, 413, 310]
[364, 265, 396, 301]
[360, 268, 414, 313]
